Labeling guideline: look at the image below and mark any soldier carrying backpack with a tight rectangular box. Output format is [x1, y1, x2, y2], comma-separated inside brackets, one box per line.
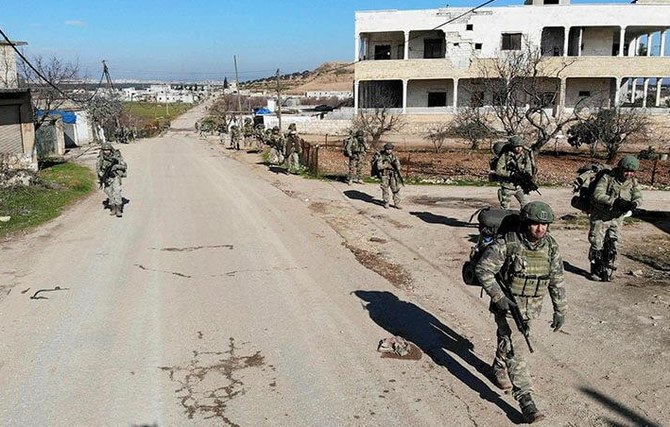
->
[344, 129, 368, 185]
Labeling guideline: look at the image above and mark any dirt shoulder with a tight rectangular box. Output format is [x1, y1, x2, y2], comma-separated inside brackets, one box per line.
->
[212, 139, 670, 426]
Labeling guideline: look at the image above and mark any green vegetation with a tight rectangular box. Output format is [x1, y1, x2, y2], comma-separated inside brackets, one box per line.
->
[123, 102, 193, 122]
[0, 163, 95, 239]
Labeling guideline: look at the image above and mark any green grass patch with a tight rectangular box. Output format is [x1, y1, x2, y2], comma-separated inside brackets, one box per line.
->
[0, 163, 95, 239]
[123, 102, 193, 122]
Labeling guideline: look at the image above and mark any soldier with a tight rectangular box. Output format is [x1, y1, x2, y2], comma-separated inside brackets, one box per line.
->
[284, 123, 302, 175]
[96, 142, 128, 218]
[267, 126, 285, 165]
[242, 118, 254, 149]
[495, 136, 535, 209]
[345, 129, 369, 185]
[475, 201, 567, 423]
[230, 124, 241, 150]
[373, 143, 402, 209]
[253, 123, 266, 151]
[587, 155, 642, 281]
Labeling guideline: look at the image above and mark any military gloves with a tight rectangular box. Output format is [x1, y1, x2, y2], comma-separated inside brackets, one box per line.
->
[613, 198, 635, 212]
[494, 295, 517, 312]
[551, 312, 564, 332]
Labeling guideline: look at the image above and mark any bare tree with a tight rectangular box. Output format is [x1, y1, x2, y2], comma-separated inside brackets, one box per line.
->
[567, 107, 650, 162]
[447, 107, 498, 149]
[424, 123, 451, 153]
[478, 40, 580, 152]
[353, 85, 406, 148]
[17, 55, 83, 129]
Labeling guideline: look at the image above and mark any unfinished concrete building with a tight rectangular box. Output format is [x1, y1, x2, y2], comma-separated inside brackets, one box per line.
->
[354, 0, 670, 114]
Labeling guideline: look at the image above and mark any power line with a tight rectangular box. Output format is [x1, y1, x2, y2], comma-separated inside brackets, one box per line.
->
[0, 26, 106, 105]
[326, 0, 497, 74]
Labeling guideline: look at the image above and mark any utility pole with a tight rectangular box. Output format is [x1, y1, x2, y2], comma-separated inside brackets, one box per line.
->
[234, 55, 242, 116]
[275, 68, 282, 130]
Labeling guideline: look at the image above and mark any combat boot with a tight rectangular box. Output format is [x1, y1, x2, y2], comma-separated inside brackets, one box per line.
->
[115, 205, 123, 218]
[492, 365, 512, 392]
[383, 201, 390, 209]
[519, 394, 545, 423]
[109, 205, 117, 216]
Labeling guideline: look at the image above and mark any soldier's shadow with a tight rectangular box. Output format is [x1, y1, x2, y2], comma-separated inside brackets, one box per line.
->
[102, 197, 130, 212]
[343, 190, 386, 207]
[409, 211, 478, 228]
[563, 261, 590, 279]
[353, 290, 524, 423]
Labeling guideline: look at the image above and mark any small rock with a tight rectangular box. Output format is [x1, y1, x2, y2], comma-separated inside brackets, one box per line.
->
[628, 269, 644, 277]
[599, 320, 608, 324]
[650, 316, 664, 320]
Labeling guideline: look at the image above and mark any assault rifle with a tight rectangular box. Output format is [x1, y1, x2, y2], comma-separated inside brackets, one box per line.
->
[98, 158, 118, 189]
[509, 164, 541, 195]
[498, 279, 534, 353]
[392, 161, 405, 186]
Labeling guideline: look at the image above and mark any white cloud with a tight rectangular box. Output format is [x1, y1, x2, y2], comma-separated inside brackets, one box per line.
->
[64, 20, 86, 27]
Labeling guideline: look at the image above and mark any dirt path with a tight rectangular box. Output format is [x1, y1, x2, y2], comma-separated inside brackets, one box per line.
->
[0, 103, 667, 426]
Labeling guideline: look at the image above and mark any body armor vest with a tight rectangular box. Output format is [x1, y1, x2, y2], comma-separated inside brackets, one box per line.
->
[503, 232, 552, 298]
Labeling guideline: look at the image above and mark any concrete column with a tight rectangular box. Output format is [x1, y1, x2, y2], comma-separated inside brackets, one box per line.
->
[647, 33, 653, 56]
[661, 30, 667, 57]
[655, 77, 663, 107]
[642, 78, 649, 107]
[614, 77, 621, 106]
[563, 27, 570, 57]
[558, 78, 567, 113]
[618, 27, 626, 57]
[628, 37, 636, 57]
[453, 79, 459, 110]
[578, 27, 583, 56]
[630, 78, 637, 102]
[355, 35, 360, 61]
[404, 31, 410, 60]
[354, 81, 360, 113]
[402, 79, 408, 113]
[634, 36, 640, 56]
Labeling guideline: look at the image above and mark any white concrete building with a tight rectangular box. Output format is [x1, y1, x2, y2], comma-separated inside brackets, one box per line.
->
[354, 0, 670, 114]
[304, 90, 353, 100]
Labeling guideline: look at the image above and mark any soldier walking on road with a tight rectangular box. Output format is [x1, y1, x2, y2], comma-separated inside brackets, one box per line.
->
[284, 123, 302, 175]
[344, 130, 369, 185]
[495, 136, 536, 209]
[96, 142, 128, 218]
[475, 201, 567, 423]
[587, 155, 642, 281]
[242, 117, 254, 149]
[373, 143, 402, 209]
[267, 126, 285, 165]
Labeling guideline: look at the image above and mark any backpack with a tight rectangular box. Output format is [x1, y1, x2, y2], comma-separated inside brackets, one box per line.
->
[462, 207, 520, 287]
[370, 151, 381, 177]
[488, 141, 510, 182]
[570, 164, 611, 212]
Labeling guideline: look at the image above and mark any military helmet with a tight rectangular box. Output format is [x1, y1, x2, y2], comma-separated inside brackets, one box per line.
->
[244, 117, 252, 123]
[100, 142, 113, 150]
[520, 201, 555, 224]
[272, 126, 280, 132]
[383, 142, 394, 150]
[508, 135, 525, 147]
[288, 123, 297, 131]
[618, 155, 640, 171]
[355, 129, 364, 137]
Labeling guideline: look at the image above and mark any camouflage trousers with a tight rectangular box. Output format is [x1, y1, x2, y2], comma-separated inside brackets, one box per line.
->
[103, 176, 123, 206]
[498, 185, 529, 210]
[268, 147, 285, 165]
[381, 171, 400, 205]
[493, 312, 533, 401]
[285, 151, 300, 174]
[588, 216, 623, 252]
[348, 154, 365, 182]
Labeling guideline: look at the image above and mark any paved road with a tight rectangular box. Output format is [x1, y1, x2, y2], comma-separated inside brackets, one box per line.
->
[1, 104, 668, 427]
[0, 106, 492, 426]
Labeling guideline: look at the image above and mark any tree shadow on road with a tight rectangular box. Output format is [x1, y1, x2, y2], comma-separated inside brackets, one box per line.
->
[579, 386, 662, 427]
[633, 209, 670, 235]
[353, 290, 524, 424]
[409, 211, 477, 228]
[344, 190, 386, 207]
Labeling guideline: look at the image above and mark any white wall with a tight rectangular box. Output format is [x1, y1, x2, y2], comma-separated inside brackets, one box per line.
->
[582, 27, 615, 56]
[406, 79, 453, 107]
[565, 78, 612, 108]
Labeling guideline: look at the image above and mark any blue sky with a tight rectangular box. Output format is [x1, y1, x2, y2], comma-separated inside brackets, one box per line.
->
[0, 0, 642, 82]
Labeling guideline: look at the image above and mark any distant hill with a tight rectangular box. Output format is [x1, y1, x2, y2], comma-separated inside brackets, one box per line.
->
[242, 62, 354, 94]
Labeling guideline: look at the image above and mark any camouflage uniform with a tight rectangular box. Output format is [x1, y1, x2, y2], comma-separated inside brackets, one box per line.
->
[242, 119, 254, 149]
[475, 204, 566, 418]
[267, 128, 285, 165]
[284, 124, 302, 174]
[346, 132, 368, 184]
[374, 144, 401, 208]
[588, 162, 642, 276]
[230, 125, 241, 150]
[96, 143, 127, 217]
[495, 146, 534, 209]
